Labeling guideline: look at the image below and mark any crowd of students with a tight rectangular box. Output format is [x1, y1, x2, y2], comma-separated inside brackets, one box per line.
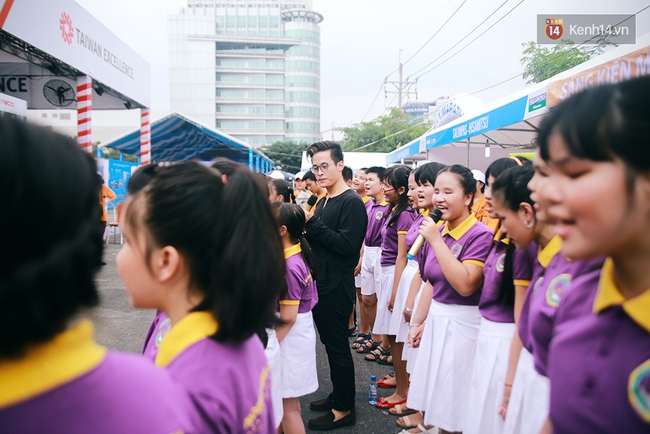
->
[0, 76, 649, 434]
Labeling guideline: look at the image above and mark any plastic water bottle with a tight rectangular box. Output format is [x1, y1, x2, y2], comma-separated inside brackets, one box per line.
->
[368, 375, 378, 405]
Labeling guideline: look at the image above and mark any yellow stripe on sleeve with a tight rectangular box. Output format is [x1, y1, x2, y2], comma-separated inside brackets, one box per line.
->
[279, 300, 301, 306]
[463, 259, 485, 268]
[514, 279, 531, 287]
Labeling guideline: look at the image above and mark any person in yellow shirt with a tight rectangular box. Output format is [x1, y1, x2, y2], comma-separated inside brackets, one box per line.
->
[471, 169, 499, 231]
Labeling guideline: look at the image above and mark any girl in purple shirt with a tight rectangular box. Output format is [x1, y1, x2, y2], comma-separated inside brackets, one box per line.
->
[373, 165, 417, 409]
[271, 202, 319, 434]
[0, 119, 195, 434]
[535, 76, 650, 434]
[117, 162, 285, 433]
[408, 165, 494, 433]
[464, 160, 536, 434]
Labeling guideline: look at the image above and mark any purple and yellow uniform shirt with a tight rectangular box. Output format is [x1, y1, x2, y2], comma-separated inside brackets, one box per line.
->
[420, 214, 494, 306]
[364, 198, 389, 248]
[380, 206, 418, 267]
[0, 320, 195, 433]
[405, 214, 425, 252]
[155, 312, 275, 433]
[549, 258, 650, 433]
[142, 309, 172, 361]
[519, 235, 605, 376]
[279, 244, 318, 313]
[478, 231, 536, 323]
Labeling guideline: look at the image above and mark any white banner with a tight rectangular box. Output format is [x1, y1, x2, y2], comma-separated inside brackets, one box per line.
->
[0, 0, 150, 107]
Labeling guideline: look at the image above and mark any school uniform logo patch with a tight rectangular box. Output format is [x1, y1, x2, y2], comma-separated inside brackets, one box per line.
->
[496, 253, 506, 273]
[451, 243, 463, 258]
[375, 211, 384, 220]
[155, 318, 172, 347]
[533, 277, 544, 294]
[545, 273, 571, 308]
[628, 359, 650, 422]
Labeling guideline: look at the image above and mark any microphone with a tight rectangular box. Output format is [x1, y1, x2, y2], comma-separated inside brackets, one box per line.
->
[304, 194, 318, 212]
[407, 209, 443, 260]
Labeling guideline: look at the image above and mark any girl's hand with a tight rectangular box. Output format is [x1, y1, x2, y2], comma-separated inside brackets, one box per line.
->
[419, 216, 442, 244]
[497, 384, 512, 419]
[354, 261, 362, 276]
[497, 401, 508, 419]
[403, 309, 412, 323]
[408, 324, 424, 348]
[388, 297, 395, 312]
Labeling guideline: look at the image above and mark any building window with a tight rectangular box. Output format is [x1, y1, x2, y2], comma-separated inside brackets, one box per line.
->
[60, 113, 71, 120]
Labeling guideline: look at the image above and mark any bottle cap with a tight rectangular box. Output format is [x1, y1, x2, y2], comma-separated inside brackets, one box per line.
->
[371, 375, 376, 381]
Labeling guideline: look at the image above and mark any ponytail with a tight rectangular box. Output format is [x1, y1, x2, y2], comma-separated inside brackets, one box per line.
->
[271, 202, 317, 280]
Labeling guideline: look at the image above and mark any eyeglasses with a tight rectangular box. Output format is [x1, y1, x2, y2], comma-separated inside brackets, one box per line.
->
[381, 184, 395, 192]
[311, 162, 331, 174]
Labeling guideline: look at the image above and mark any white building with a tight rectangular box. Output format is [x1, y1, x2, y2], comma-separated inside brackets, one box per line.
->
[168, 0, 322, 147]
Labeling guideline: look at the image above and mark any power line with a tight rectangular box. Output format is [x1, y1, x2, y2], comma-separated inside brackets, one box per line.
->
[415, 0, 526, 79]
[409, 0, 511, 77]
[360, 82, 385, 122]
[347, 114, 432, 152]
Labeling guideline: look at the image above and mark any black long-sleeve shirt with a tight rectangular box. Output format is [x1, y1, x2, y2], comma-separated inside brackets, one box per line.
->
[305, 189, 367, 300]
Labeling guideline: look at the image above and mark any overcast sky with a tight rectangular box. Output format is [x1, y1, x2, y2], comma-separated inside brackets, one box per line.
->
[76, 0, 650, 133]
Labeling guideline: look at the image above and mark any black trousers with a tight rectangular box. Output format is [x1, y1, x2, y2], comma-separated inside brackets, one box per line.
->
[312, 283, 356, 411]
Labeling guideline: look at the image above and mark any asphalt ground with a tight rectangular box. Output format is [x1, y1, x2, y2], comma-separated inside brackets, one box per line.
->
[90, 242, 408, 434]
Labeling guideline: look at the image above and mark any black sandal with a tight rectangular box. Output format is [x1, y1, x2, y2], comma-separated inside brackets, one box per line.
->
[351, 333, 371, 350]
[365, 345, 390, 362]
[356, 338, 378, 354]
[377, 353, 393, 366]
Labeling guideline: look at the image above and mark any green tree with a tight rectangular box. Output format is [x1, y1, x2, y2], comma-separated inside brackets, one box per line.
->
[260, 140, 310, 173]
[93, 142, 138, 162]
[520, 40, 611, 85]
[340, 107, 431, 153]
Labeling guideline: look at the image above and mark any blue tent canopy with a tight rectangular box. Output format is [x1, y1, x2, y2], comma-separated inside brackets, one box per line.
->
[103, 112, 274, 168]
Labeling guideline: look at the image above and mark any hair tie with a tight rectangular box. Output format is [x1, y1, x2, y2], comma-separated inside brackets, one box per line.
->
[509, 156, 523, 166]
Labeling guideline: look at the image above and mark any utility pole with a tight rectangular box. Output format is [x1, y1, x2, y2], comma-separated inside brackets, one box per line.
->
[384, 49, 417, 111]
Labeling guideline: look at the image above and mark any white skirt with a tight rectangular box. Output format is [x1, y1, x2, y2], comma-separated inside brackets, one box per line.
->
[403, 281, 425, 373]
[264, 328, 283, 428]
[373, 265, 395, 335]
[502, 348, 549, 434]
[279, 311, 318, 399]
[389, 260, 419, 341]
[407, 300, 481, 432]
[464, 318, 516, 434]
[360, 246, 382, 296]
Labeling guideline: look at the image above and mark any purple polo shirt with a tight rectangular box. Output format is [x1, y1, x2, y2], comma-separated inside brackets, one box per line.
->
[142, 309, 172, 361]
[280, 244, 318, 313]
[478, 235, 536, 323]
[364, 198, 390, 247]
[405, 214, 425, 251]
[0, 334, 196, 433]
[549, 258, 650, 433]
[420, 215, 493, 306]
[166, 334, 275, 433]
[380, 206, 418, 267]
[519, 236, 605, 376]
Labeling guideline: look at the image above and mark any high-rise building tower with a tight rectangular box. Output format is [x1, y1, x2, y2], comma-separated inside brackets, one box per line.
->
[168, 0, 322, 147]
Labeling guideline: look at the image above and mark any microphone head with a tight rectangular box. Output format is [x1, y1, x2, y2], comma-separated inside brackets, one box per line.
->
[307, 194, 318, 206]
[431, 209, 443, 222]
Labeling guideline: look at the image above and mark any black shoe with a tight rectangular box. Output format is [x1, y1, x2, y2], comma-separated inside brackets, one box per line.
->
[308, 409, 356, 431]
[100, 261, 107, 265]
[309, 393, 334, 412]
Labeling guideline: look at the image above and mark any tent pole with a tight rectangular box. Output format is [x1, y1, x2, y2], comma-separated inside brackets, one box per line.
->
[466, 138, 470, 167]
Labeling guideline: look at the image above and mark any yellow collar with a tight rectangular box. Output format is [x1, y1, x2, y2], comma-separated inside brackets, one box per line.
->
[284, 243, 302, 259]
[442, 214, 477, 240]
[155, 311, 219, 368]
[0, 320, 107, 408]
[538, 235, 562, 268]
[421, 209, 430, 217]
[362, 195, 371, 203]
[593, 257, 650, 333]
[370, 197, 388, 206]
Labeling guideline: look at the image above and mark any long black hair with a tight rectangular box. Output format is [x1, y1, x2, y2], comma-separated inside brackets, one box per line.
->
[382, 165, 412, 226]
[269, 178, 295, 203]
[491, 165, 535, 307]
[271, 202, 317, 280]
[125, 162, 285, 343]
[438, 164, 476, 213]
[414, 162, 447, 186]
[0, 118, 103, 358]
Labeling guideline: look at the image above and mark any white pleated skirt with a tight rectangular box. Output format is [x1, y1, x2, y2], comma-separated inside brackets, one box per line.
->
[389, 260, 419, 341]
[373, 265, 395, 334]
[264, 328, 283, 428]
[279, 311, 318, 399]
[403, 281, 425, 374]
[464, 318, 516, 434]
[407, 300, 481, 432]
[502, 348, 550, 434]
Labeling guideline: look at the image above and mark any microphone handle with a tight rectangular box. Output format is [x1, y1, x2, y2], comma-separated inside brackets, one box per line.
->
[406, 210, 443, 260]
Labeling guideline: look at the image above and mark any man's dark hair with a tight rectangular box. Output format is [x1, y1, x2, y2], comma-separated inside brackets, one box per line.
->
[342, 166, 353, 183]
[307, 140, 344, 163]
[302, 170, 317, 182]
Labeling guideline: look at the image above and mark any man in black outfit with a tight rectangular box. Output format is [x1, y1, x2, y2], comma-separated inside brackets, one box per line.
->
[304, 141, 367, 431]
